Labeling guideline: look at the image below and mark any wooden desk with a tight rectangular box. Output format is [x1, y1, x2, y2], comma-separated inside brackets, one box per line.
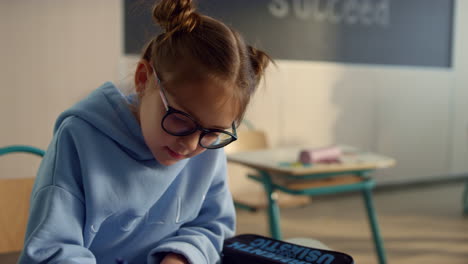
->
[228, 146, 394, 175]
[227, 146, 395, 264]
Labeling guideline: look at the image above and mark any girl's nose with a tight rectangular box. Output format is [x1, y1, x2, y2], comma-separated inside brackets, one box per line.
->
[177, 131, 201, 154]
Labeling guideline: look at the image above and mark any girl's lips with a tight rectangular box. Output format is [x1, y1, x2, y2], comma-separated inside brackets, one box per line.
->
[165, 147, 184, 159]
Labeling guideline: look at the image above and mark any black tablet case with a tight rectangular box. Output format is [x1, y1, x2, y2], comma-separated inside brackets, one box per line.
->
[222, 234, 354, 264]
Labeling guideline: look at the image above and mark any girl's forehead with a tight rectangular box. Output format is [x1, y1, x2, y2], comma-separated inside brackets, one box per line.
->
[165, 78, 239, 129]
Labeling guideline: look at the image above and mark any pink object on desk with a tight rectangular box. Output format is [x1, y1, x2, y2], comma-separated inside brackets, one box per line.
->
[299, 146, 342, 164]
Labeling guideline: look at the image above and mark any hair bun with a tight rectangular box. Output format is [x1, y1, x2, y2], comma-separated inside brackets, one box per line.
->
[248, 45, 272, 85]
[153, 0, 200, 33]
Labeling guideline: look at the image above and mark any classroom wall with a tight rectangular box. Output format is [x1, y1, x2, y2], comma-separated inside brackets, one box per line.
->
[1, 1, 467, 185]
[240, 62, 460, 185]
[0, 1, 122, 179]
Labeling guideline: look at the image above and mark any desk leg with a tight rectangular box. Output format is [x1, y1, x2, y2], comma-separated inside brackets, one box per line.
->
[362, 188, 386, 264]
[463, 181, 468, 215]
[259, 171, 282, 240]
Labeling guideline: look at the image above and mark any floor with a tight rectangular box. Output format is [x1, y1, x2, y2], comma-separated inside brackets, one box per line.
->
[235, 182, 468, 264]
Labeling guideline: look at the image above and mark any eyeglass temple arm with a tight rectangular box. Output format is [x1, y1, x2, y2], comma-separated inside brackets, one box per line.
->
[155, 73, 170, 111]
[232, 122, 237, 137]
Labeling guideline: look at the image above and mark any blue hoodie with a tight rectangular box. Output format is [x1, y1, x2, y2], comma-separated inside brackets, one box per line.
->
[18, 82, 236, 264]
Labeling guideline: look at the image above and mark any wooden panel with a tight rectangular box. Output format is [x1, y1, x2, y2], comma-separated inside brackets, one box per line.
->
[0, 178, 34, 254]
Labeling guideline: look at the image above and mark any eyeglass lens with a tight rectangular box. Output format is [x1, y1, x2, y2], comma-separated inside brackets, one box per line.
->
[162, 112, 233, 148]
[163, 112, 196, 135]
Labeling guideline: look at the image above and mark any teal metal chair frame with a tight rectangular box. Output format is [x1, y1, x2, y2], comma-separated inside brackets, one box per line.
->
[247, 169, 387, 264]
[0, 145, 45, 157]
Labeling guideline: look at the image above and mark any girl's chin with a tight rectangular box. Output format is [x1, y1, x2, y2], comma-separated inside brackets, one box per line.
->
[151, 147, 185, 166]
[161, 160, 179, 166]
[154, 156, 179, 166]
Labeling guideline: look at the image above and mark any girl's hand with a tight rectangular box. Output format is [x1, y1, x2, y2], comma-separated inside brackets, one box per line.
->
[160, 253, 189, 264]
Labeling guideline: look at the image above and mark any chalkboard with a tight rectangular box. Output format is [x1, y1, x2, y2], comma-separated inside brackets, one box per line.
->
[124, 0, 454, 67]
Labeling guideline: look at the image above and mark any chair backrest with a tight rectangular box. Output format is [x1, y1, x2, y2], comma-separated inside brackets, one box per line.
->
[0, 178, 35, 254]
[224, 130, 269, 209]
[224, 130, 268, 154]
[0, 145, 44, 254]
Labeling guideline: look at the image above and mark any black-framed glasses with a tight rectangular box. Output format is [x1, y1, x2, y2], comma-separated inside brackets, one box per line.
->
[154, 72, 238, 149]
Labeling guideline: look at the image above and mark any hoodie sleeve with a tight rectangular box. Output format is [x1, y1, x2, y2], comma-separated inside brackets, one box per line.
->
[18, 117, 96, 264]
[148, 151, 236, 264]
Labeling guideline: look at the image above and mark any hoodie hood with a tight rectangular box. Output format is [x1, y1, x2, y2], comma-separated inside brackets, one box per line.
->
[54, 82, 154, 161]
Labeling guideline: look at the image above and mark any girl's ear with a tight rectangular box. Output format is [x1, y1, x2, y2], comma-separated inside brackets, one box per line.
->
[134, 60, 154, 94]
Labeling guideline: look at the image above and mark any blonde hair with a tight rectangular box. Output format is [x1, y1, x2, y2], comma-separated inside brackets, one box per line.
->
[141, 0, 272, 124]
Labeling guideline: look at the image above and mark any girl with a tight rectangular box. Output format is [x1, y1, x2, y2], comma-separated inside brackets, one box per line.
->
[18, 0, 271, 263]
